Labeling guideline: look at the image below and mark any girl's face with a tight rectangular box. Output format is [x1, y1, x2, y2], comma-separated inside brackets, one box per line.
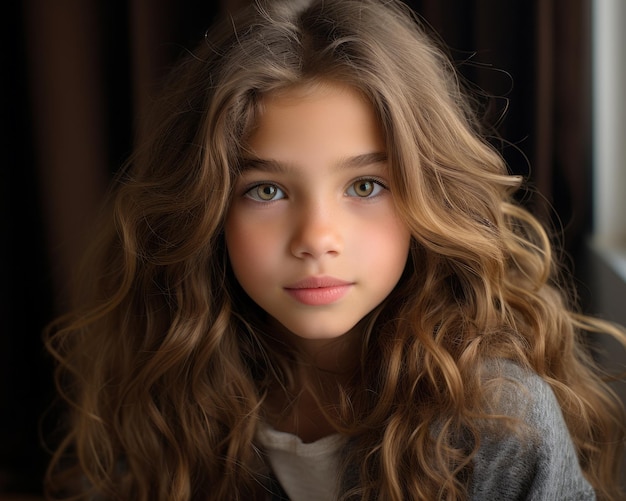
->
[225, 81, 410, 352]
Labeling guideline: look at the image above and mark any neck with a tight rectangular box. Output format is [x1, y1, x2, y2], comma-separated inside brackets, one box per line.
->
[272, 316, 365, 373]
[262, 318, 368, 441]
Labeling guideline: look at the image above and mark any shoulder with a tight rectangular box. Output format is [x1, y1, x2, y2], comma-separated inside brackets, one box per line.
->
[469, 359, 596, 501]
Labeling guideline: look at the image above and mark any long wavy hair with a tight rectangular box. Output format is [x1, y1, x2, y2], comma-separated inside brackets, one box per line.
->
[44, 0, 626, 499]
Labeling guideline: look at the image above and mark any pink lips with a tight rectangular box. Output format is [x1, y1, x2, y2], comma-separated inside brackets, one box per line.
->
[284, 276, 353, 306]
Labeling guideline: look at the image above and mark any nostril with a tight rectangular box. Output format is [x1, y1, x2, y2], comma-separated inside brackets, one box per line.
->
[289, 218, 343, 259]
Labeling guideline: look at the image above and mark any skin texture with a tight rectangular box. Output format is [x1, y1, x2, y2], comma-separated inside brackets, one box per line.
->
[225, 81, 411, 366]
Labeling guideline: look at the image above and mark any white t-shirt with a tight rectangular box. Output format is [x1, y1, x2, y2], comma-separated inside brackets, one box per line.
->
[255, 423, 348, 501]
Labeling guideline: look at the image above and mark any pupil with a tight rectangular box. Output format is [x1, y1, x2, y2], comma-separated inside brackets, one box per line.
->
[357, 181, 372, 196]
[260, 185, 275, 199]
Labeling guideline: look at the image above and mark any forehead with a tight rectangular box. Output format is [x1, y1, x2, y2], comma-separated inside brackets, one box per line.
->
[252, 79, 378, 125]
[247, 81, 384, 151]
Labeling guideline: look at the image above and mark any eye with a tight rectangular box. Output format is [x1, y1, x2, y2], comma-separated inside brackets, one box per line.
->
[346, 178, 387, 198]
[244, 183, 286, 202]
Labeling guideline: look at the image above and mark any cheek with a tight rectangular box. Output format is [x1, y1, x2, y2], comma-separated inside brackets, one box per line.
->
[224, 213, 281, 284]
[362, 212, 411, 263]
[366, 218, 411, 283]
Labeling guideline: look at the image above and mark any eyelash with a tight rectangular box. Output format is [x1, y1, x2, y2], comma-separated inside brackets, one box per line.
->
[346, 177, 388, 198]
[242, 177, 389, 202]
[243, 182, 286, 202]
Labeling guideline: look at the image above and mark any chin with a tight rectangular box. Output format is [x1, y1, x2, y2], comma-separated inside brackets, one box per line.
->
[274, 318, 363, 345]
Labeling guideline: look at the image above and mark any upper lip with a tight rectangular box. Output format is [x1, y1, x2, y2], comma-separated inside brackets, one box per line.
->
[285, 276, 353, 289]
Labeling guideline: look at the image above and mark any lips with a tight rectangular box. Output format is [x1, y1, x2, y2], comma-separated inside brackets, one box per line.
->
[284, 276, 353, 306]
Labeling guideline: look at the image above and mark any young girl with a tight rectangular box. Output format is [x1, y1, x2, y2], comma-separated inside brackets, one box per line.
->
[44, 0, 626, 499]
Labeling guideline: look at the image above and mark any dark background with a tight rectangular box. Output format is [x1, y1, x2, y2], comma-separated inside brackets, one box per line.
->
[3, 0, 595, 496]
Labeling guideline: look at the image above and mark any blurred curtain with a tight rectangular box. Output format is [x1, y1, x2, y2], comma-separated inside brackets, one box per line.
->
[409, 0, 592, 254]
[3, 0, 591, 494]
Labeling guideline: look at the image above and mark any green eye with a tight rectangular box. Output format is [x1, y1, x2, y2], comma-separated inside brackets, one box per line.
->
[245, 183, 285, 201]
[346, 178, 386, 198]
[257, 184, 278, 200]
[354, 180, 374, 197]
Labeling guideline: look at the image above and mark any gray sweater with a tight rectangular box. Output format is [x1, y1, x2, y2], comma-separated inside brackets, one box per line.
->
[263, 361, 596, 500]
[469, 361, 595, 500]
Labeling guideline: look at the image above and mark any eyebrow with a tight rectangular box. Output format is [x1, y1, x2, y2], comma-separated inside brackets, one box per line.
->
[239, 151, 388, 173]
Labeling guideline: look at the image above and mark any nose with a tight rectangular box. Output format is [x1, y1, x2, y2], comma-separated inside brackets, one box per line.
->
[289, 202, 343, 259]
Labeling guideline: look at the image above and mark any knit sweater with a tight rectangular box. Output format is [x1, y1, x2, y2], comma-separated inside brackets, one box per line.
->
[257, 361, 596, 500]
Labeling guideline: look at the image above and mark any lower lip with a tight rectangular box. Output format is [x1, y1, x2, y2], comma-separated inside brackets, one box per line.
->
[285, 285, 352, 306]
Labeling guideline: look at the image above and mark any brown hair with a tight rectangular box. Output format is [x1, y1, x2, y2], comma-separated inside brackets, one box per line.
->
[44, 1, 626, 499]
